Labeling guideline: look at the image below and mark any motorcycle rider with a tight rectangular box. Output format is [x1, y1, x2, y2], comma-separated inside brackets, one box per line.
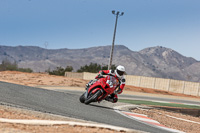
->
[86, 65, 126, 103]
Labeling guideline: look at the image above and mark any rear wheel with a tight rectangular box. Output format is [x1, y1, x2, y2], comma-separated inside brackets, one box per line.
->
[84, 90, 102, 105]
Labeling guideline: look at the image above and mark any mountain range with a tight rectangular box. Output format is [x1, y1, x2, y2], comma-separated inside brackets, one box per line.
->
[0, 45, 199, 82]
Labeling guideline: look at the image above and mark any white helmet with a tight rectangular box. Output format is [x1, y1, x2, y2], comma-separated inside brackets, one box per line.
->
[115, 65, 125, 78]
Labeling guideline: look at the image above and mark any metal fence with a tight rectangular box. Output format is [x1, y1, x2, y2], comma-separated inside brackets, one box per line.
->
[65, 72, 200, 96]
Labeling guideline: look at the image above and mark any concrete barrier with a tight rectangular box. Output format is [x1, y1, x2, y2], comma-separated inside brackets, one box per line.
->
[65, 72, 200, 96]
[125, 75, 141, 86]
[65, 72, 83, 79]
[154, 78, 170, 91]
[140, 76, 155, 89]
[83, 72, 97, 80]
[183, 82, 199, 96]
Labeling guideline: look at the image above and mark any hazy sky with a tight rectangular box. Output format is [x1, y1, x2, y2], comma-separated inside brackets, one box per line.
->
[0, 0, 200, 60]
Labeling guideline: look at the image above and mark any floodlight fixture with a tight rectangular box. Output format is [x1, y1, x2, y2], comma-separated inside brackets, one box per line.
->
[112, 10, 115, 14]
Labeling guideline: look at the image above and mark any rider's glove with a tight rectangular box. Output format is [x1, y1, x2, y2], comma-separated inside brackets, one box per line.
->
[97, 73, 103, 79]
[95, 74, 101, 79]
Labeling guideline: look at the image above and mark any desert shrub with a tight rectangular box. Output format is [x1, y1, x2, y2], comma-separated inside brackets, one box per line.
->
[0, 59, 33, 73]
[77, 63, 101, 73]
[77, 63, 116, 73]
[48, 66, 73, 76]
[17, 68, 33, 73]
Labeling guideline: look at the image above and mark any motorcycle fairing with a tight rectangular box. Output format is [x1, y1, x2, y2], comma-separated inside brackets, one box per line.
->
[86, 75, 120, 102]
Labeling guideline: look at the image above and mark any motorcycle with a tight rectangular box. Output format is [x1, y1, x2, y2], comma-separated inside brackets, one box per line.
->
[79, 75, 120, 104]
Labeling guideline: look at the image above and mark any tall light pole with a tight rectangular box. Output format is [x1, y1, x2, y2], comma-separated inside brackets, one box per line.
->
[108, 10, 124, 70]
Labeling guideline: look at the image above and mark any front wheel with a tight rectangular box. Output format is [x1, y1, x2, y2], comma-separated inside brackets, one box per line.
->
[84, 90, 102, 105]
[79, 92, 86, 103]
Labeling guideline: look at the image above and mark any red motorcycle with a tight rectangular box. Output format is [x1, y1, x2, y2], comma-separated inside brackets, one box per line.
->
[79, 75, 120, 104]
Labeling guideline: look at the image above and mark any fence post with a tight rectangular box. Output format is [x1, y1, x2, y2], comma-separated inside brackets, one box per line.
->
[167, 79, 171, 92]
[153, 78, 156, 89]
[182, 81, 185, 94]
[138, 76, 142, 87]
[198, 83, 200, 96]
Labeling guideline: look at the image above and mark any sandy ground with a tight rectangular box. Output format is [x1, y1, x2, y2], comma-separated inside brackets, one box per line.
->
[132, 108, 200, 133]
[0, 105, 128, 133]
[0, 71, 200, 133]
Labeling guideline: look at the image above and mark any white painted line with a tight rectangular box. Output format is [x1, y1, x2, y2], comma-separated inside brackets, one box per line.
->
[136, 107, 200, 125]
[114, 104, 138, 110]
[154, 125, 185, 133]
[166, 115, 200, 125]
[0, 118, 136, 132]
[129, 115, 160, 124]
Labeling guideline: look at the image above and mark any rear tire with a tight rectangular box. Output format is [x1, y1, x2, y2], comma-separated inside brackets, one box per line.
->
[84, 90, 102, 105]
[79, 93, 86, 103]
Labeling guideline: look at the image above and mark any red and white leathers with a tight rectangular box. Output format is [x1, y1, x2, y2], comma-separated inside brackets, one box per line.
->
[97, 69, 126, 103]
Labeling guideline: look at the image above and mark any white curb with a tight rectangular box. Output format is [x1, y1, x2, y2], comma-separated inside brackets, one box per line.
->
[0, 118, 139, 133]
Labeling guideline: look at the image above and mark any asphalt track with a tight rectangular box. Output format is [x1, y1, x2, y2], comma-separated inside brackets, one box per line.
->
[0, 81, 199, 133]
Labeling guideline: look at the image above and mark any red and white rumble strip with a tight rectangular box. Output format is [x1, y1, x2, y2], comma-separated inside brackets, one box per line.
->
[122, 111, 184, 133]
[114, 105, 184, 133]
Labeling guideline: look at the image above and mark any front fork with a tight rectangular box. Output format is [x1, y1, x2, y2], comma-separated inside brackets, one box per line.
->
[84, 87, 104, 101]
[84, 87, 89, 99]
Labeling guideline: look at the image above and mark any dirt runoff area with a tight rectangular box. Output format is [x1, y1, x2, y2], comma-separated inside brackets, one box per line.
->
[0, 105, 128, 133]
[0, 71, 200, 133]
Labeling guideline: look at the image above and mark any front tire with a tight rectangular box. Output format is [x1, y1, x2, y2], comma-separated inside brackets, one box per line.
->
[79, 93, 86, 103]
[84, 90, 102, 105]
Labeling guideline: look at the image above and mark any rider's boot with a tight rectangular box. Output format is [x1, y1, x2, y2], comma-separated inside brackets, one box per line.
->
[105, 94, 118, 103]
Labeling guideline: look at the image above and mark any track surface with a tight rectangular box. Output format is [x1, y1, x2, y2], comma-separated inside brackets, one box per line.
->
[1, 81, 199, 133]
